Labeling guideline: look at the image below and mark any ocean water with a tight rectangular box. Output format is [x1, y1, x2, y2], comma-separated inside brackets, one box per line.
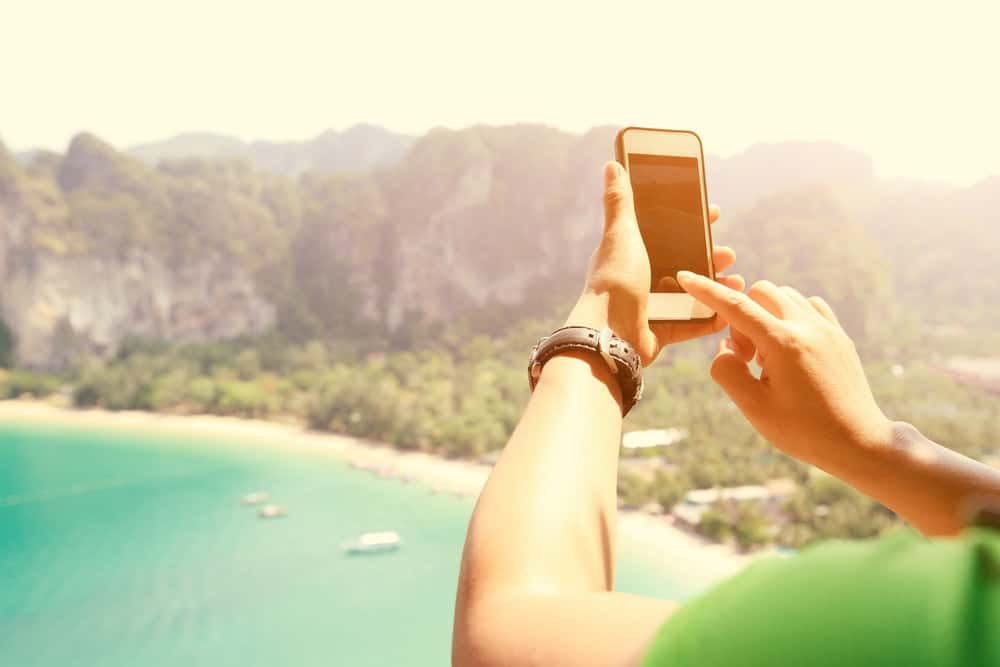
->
[0, 420, 706, 666]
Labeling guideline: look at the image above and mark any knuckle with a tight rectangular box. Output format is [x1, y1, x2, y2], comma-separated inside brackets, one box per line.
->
[802, 331, 823, 353]
[801, 322, 843, 353]
[826, 326, 849, 348]
[603, 184, 631, 209]
[747, 280, 775, 301]
[811, 296, 831, 312]
[775, 328, 805, 354]
[724, 290, 749, 310]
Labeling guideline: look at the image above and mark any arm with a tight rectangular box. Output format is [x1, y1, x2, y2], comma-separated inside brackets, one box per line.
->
[676, 272, 1000, 537]
[453, 162, 744, 667]
[452, 351, 674, 667]
[833, 421, 1000, 536]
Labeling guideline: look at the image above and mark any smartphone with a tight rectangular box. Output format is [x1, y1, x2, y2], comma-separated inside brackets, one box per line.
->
[615, 127, 716, 321]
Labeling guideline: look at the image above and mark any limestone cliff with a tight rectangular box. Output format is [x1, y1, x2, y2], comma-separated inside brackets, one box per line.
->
[379, 126, 612, 328]
[0, 136, 277, 369]
[6, 123, 983, 370]
[2, 248, 274, 368]
[0, 126, 615, 367]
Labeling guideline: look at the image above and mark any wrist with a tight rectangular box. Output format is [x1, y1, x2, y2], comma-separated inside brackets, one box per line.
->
[565, 293, 609, 330]
[528, 326, 643, 415]
[809, 415, 898, 481]
[565, 292, 640, 349]
[536, 350, 624, 410]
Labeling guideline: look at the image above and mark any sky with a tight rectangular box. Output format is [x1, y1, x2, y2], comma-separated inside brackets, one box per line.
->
[3, 0, 999, 185]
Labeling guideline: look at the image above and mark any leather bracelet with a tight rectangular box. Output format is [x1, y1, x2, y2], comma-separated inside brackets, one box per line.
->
[527, 326, 644, 416]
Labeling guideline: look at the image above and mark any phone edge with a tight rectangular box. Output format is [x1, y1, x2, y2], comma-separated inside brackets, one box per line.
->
[615, 126, 717, 324]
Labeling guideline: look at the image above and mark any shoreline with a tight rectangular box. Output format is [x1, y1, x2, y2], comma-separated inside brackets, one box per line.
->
[0, 399, 750, 583]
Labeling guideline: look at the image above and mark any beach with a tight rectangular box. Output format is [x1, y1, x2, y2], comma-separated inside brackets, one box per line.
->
[0, 398, 750, 582]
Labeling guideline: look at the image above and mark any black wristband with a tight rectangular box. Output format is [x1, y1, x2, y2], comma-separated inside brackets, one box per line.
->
[527, 326, 644, 416]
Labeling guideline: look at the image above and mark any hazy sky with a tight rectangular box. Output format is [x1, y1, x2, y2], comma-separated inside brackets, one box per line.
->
[3, 0, 999, 184]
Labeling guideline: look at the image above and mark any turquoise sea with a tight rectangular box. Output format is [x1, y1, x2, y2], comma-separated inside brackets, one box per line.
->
[0, 419, 708, 666]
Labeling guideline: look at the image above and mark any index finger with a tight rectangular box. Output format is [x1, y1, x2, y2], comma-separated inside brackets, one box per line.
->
[676, 271, 782, 346]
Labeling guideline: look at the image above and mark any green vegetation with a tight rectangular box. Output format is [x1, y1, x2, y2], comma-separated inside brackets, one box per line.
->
[4, 127, 999, 359]
[698, 502, 772, 550]
[0, 368, 60, 399]
[714, 186, 892, 348]
[778, 477, 896, 548]
[67, 334, 528, 458]
[0, 321, 13, 368]
[42, 327, 998, 551]
[1, 126, 998, 552]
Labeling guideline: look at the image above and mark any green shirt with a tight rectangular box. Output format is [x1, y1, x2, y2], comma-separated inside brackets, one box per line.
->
[642, 528, 1000, 667]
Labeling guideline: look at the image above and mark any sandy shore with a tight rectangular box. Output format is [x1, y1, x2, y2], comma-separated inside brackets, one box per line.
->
[0, 399, 750, 583]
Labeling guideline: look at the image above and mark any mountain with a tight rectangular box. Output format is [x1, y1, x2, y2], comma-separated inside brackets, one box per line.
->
[127, 132, 246, 163]
[13, 149, 41, 165]
[0, 125, 996, 369]
[705, 140, 876, 211]
[0, 135, 280, 368]
[857, 175, 1000, 328]
[127, 124, 414, 175]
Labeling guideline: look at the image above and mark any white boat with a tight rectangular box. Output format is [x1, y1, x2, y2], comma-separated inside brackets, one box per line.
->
[343, 531, 402, 554]
[241, 492, 269, 506]
[257, 504, 287, 519]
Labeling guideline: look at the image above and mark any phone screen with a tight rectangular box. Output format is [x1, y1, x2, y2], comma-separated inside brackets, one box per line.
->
[627, 153, 710, 293]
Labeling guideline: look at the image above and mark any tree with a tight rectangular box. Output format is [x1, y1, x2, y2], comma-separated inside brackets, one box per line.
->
[0, 321, 13, 368]
[716, 185, 892, 346]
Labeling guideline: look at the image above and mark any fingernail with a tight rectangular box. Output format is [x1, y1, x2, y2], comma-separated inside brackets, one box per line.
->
[676, 270, 701, 283]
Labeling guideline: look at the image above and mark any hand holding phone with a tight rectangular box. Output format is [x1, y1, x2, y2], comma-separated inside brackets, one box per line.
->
[615, 127, 716, 322]
[564, 157, 743, 366]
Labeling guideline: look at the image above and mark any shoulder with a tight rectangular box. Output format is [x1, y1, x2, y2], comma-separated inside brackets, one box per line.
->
[642, 529, 1000, 667]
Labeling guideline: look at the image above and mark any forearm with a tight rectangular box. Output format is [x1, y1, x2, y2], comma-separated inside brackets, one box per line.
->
[450, 161, 721, 666]
[819, 422, 1000, 536]
[453, 350, 640, 665]
[456, 352, 623, 599]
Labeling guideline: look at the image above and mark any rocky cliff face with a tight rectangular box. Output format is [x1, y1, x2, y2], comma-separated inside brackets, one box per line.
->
[0, 136, 277, 369]
[2, 248, 274, 369]
[4, 123, 987, 369]
[379, 126, 612, 328]
[0, 126, 616, 367]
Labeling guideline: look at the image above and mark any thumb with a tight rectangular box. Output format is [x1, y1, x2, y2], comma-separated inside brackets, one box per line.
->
[655, 276, 682, 293]
[710, 337, 764, 414]
[602, 161, 636, 233]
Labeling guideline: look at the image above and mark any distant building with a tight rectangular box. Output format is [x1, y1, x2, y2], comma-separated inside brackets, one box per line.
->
[671, 479, 798, 527]
[622, 428, 687, 450]
[640, 501, 664, 515]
